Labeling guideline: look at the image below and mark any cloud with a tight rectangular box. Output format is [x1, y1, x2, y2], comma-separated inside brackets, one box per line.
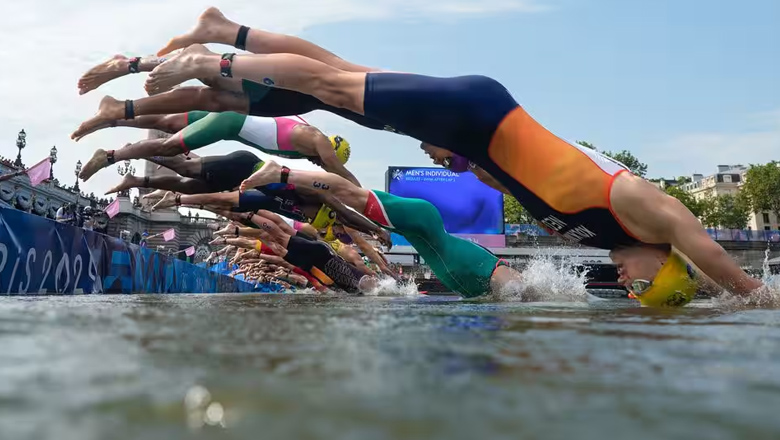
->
[641, 109, 780, 178]
[0, 0, 546, 200]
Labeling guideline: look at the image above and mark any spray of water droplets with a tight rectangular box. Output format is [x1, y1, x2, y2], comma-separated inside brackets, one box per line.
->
[714, 248, 780, 309]
[490, 254, 591, 302]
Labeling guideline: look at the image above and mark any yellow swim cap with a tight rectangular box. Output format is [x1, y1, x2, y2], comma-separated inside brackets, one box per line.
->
[329, 135, 351, 164]
[310, 204, 337, 229]
[322, 224, 337, 242]
[628, 252, 697, 307]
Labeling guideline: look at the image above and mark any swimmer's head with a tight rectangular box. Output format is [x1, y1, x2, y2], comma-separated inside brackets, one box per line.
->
[609, 244, 698, 307]
[329, 135, 351, 164]
[419, 142, 469, 173]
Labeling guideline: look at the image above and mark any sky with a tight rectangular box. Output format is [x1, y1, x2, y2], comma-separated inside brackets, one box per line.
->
[0, 0, 777, 209]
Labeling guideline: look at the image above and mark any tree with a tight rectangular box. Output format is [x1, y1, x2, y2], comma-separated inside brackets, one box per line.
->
[664, 185, 706, 218]
[740, 162, 780, 221]
[503, 194, 535, 224]
[676, 176, 692, 184]
[699, 193, 750, 229]
[575, 141, 648, 177]
[717, 193, 751, 229]
[575, 140, 596, 150]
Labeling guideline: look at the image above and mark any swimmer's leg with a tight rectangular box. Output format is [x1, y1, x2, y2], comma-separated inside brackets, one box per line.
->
[105, 174, 211, 195]
[152, 191, 239, 211]
[157, 7, 375, 73]
[78, 54, 167, 95]
[146, 153, 202, 178]
[146, 51, 365, 113]
[255, 210, 297, 236]
[71, 87, 250, 141]
[240, 161, 367, 208]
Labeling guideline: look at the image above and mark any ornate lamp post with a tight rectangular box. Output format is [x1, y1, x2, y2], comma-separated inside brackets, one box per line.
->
[74, 160, 82, 192]
[116, 160, 135, 197]
[49, 145, 58, 180]
[14, 130, 26, 168]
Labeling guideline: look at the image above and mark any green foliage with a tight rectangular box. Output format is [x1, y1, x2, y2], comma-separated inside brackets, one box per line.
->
[575, 141, 648, 177]
[664, 185, 705, 218]
[740, 162, 780, 218]
[503, 193, 535, 224]
[676, 176, 692, 184]
[699, 193, 751, 229]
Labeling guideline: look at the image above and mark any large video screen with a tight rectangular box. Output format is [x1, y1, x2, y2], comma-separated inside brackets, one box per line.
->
[385, 167, 504, 244]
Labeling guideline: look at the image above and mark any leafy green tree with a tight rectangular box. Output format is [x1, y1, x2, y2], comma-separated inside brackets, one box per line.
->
[664, 185, 706, 218]
[575, 141, 648, 177]
[503, 194, 535, 224]
[740, 162, 780, 221]
[717, 193, 751, 229]
[676, 176, 692, 184]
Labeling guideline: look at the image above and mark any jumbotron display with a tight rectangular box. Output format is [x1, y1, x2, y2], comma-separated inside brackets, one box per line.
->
[385, 167, 505, 247]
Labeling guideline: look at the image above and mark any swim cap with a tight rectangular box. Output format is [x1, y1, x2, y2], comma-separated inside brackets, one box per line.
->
[310, 204, 337, 229]
[628, 252, 697, 307]
[329, 135, 351, 164]
[322, 225, 337, 243]
[443, 154, 469, 173]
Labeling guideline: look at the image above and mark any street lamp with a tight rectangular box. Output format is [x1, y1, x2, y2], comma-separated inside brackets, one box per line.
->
[116, 160, 135, 197]
[14, 130, 26, 168]
[74, 160, 82, 192]
[49, 145, 57, 180]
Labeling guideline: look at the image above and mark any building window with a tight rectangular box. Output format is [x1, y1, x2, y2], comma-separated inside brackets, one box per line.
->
[763, 213, 771, 223]
[765, 226, 771, 231]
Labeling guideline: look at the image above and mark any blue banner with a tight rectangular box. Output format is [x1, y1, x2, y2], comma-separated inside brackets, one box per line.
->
[0, 207, 255, 294]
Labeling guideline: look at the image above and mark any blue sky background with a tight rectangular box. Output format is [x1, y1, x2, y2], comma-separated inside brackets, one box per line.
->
[0, 0, 777, 200]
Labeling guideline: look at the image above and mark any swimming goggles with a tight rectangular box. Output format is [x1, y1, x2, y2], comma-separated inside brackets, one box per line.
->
[627, 279, 653, 297]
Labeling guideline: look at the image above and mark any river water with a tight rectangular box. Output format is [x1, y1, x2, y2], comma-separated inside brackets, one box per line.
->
[1, 292, 779, 440]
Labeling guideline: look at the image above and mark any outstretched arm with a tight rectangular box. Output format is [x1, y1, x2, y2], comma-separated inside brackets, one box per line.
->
[654, 197, 763, 295]
[470, 164, 511, 194]
[347, 228, 399, 280]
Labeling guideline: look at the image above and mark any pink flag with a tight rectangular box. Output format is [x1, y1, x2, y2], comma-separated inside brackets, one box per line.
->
[104, 198, 120, 218]
[26, 158, 52, 187]
[184, 246, 195, 256]
[162, 228, 176, 241]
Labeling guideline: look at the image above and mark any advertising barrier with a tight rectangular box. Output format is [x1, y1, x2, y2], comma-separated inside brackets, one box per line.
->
[0, 207, 255, 294]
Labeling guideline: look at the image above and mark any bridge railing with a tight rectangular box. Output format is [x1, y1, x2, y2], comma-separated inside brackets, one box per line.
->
[504, 224, 780, 243]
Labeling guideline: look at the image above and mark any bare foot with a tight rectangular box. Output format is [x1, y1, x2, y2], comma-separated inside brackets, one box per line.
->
[209, 236, 229, 246]
[156, 7, 238, 56]
[71, 96, 125, 141]
[142, 189, 167, 202]
[151, 191, 178, 211]
[239, 161, 283, 193]
[79, 149, 109, 181]
[145, 44, 212, 95]
[78, 55, 132, 95]
[105, 174, 141, 195]
[214, 225, 234, 236]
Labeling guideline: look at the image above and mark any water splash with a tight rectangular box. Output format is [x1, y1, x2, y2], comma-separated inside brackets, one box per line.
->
[363, 276, 423, 297]
[492, 253, 590, 302]
[714, 246, 780, 309]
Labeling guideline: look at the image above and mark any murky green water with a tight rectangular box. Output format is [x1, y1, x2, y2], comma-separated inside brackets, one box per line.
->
[1, 294, 779, 440]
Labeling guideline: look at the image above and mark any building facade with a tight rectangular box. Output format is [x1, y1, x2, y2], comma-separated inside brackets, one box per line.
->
[680, 165, 779, 231]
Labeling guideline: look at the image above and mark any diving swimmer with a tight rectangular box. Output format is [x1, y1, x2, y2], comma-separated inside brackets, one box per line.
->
[79, 110, 357, 185]
[212, 210, 378, 294]
[242, 161, 522, 298]
[146, 8, 763, 306]
[148, 185, 393, 249]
